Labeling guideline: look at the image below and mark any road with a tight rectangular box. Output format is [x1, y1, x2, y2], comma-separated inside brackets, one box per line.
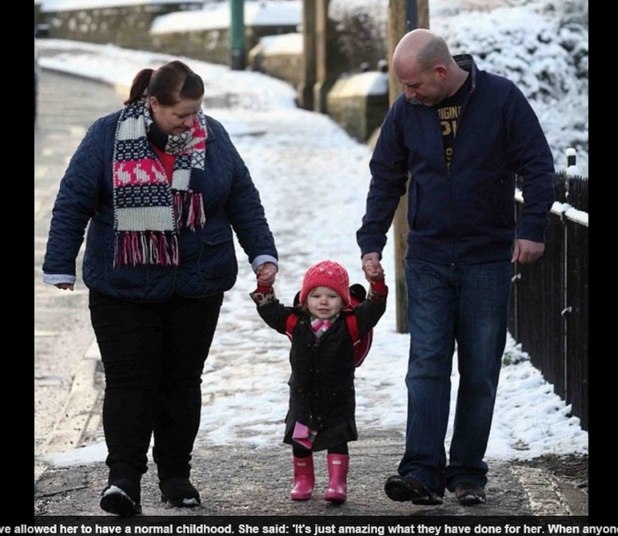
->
[34, 69, 125, 480]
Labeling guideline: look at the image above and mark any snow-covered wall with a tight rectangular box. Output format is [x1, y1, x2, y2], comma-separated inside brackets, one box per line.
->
[41, 0, 195, 10]
[151, 1, 301, 34]
[248, 33, 303, 88]
[149, 2, 300, 66]
[327, 71, 389, 141]
[38, 1, 203, 50]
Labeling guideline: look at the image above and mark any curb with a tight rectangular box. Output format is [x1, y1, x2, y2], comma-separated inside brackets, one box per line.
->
[511, 466, 572, 515]
[39, 339, 101, 459]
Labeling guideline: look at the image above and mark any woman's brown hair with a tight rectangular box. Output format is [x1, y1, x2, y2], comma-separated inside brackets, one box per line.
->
[125, 60, 204, 105]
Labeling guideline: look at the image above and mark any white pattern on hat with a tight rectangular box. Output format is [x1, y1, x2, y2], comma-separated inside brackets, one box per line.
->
[300, 260, 351, 307]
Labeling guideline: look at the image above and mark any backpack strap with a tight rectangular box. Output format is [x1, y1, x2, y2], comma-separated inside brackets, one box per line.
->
[345, 314, 361, 346]
[346, 312, 373, 367]
[287, 311, 370, 367]
[285, 313, 299, 341]
[287, 312, 361, 344]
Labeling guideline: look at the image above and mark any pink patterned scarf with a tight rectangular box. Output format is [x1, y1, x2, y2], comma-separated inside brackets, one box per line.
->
[112, 98, 207, 267]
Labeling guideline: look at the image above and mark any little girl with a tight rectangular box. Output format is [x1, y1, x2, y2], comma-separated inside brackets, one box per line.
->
[250, 260, 387, 504]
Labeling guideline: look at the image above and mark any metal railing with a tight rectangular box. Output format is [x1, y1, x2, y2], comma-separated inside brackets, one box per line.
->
[509, 164, 588, 430]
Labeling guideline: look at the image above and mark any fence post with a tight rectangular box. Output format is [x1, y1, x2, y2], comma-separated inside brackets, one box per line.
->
[565, 147, 580, 178]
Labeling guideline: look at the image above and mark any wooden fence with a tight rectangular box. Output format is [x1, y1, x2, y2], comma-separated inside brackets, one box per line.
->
[509, 171, 588, 430]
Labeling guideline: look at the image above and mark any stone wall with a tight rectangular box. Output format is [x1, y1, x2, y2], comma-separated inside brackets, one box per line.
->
[326, 71, 389, 142]
[151, 24, 298, 67]
[39, 2, 202, 50]
[248, 34, 303, 88]
[150, 28, 230, 65]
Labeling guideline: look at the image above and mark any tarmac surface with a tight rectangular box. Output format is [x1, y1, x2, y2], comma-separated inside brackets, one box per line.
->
[33, 49, 591, 525]
[35, 426, 589, 518]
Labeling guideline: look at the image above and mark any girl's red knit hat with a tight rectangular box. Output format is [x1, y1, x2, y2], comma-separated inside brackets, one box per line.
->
[299, 260, 351, 307]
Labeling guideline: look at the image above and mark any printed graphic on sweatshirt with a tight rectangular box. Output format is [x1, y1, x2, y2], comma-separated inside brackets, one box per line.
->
[437, 104, 460, 169]
[435, 73, 471, 170]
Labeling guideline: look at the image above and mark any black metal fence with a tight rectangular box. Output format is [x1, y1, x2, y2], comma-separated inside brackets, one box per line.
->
[509, 171, 588, 430]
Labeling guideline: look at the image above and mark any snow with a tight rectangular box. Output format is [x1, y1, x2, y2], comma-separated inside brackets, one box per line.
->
[557, 204, 588, 227]
[151, 1, 301, 34]
[331, 72, 389, 98]
[36, 0, 588, 469]
[329, 0, 388, 30]
[38, 0, 588, 175]
[40, 0, 198, 11]
[516, 193, 588, 227]
[255, 33, 303, 56]
[327, 0, 588, 177]
[429, 3, 589, 177]
[38, 39, 298, 111]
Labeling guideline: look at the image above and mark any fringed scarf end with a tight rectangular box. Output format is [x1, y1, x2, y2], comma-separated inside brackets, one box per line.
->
[114, 231, 179, 267]
[173, 190, 206, 231]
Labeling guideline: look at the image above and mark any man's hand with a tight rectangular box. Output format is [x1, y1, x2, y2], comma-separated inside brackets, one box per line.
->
[362, 252, 384, 282]
[511, 239, 545, 265]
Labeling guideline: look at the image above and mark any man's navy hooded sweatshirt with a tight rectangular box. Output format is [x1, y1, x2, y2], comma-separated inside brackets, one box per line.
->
[357, 55, 555, 265]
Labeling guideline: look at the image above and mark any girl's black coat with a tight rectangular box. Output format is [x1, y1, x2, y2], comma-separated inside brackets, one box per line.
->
[255, 295, 386, 451]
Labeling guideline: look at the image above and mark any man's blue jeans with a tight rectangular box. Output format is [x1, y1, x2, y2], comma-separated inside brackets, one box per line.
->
[398, 259, 512, 495]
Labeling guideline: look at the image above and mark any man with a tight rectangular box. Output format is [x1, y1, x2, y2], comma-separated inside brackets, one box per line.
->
[357, 29, 555, 506]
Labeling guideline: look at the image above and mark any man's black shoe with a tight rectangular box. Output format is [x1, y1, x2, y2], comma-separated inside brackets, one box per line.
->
[454, 484, 486, 506]
[384, 474, 443, 505]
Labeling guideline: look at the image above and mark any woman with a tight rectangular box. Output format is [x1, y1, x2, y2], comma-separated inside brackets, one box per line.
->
[42, 60, 278, 516]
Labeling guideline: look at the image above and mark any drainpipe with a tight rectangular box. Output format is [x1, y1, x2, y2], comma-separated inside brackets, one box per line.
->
[230, 0, 246, 70]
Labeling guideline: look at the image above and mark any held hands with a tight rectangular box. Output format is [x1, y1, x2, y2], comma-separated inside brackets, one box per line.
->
[362, 252, 385, 283]
[511, 239, 545, 265]
[251, 262, 277, 306]
[256, 262, 277, 286]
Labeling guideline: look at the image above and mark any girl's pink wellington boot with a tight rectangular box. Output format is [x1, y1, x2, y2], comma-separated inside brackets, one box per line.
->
[291, 456, 315, 500]
[323, 454, 349, 504]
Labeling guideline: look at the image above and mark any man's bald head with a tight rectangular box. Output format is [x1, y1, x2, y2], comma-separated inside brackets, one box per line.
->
[392, 29, 467, 106]
[393, 29, 454, 74]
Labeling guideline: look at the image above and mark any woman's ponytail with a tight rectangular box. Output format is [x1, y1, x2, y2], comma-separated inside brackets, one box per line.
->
[125, 68, 154, 105]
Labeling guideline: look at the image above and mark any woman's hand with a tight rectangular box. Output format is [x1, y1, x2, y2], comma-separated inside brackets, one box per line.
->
[55, 283, 74, 291]
[256, 262, 278, 286]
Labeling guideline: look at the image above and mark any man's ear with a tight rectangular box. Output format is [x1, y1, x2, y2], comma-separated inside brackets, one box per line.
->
[434, 64, 448, 80]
